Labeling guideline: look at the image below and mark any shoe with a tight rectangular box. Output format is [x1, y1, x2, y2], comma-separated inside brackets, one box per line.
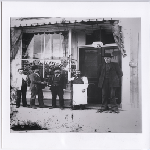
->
[80, 105, 85, 110]
[109, 110, 113, 113]
[71, 106, 76, 110]
[109, 108, 119, 113]
[114, 110, 119, 113]
[96, 109, 101, 113]
[60, 106, 64, 110]
[99, 107, 109, 112]
[16, 106, 20, 108]
[97, 109, 106, 113]
[39, 106, 45, 108]
[32, 106, 37, 109]
[99, 106, 109, 112]
[52, 105, 57, 108]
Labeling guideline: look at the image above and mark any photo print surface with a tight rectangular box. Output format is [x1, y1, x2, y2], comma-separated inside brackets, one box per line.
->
[10, 17, 141, 133]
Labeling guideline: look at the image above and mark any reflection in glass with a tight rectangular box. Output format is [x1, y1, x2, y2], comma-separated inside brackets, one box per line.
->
[21, 32, 69, 86]
[34, 34, 44, 59]
[22, 33, 68, 60]
[22, 59, 43, 75]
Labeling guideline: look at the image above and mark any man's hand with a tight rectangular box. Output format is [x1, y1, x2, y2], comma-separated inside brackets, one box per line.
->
[16, 87, 19, 90]
[43, 81, 47, 85]
[41, 81, 47, 85]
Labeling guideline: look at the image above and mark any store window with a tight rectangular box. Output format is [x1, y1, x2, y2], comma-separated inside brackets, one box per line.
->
[21, 32, 69, 86]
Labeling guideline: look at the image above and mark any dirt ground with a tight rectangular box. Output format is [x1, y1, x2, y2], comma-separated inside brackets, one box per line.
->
[10, 103, 142, 133]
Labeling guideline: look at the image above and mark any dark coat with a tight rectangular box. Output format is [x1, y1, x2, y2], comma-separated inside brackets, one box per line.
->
[98, 62, 123, 88]
[50, 74, 66, 89]
[29, 73, 44, 93]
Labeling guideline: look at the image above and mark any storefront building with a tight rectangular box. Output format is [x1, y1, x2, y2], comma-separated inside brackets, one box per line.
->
[10, 18, 141, 108]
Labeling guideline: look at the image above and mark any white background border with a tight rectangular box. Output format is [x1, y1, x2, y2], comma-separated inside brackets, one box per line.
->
[2, 2, 150, 149]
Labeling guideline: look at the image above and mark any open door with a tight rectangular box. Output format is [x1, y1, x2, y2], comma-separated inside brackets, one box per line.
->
[79, 48, 102, 104]
[79, 46, 122, 105]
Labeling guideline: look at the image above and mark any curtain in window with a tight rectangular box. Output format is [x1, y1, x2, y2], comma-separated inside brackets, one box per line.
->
[22, 33, 34, 59]
[22, 32, 69, 78]
[10, 27, 22, 61]
[24, 32, 68, 60]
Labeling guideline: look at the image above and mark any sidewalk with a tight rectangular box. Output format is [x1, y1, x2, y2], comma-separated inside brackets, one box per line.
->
[10, 102, 142, 133]
[10, 88, 142, 133]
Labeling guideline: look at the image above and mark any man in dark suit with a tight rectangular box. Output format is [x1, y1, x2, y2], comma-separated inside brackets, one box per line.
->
[98, 53, 123, 113]
[49, 67, 66, 110]
[29, 65, 46, 109]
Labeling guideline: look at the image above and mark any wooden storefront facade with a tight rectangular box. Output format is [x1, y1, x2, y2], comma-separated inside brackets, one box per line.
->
[10, 18, 141, 107]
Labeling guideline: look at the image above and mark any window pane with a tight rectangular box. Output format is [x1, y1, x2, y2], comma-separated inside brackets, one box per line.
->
[34, 34, 44, 59]
[22, 33, 68, 60]
[52, 34, 61, 58]
[45, 34, 51, 59]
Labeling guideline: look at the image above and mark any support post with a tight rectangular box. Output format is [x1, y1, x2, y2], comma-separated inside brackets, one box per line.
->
[68, 29, 72, 81]
[43, 32, 45, 78]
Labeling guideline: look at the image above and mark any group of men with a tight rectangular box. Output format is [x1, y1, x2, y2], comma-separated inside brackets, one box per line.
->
[14, 53, 123, 113]
[15, 66, 66, 110]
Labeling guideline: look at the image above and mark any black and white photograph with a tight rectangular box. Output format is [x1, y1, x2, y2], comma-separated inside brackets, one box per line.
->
[10, 17, 141, 133]
[2, 2, 150, 150]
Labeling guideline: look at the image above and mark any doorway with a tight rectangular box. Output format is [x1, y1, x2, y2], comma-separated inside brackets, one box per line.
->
[79, 47, 122, 105]
[79, 48, 102, 104]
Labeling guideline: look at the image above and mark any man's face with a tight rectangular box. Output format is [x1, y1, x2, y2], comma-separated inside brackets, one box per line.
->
[61, 66, 65, 70]
[104, 57, 111, 63]
[75, 71, 81, 77]
[19, 70, 23, 74]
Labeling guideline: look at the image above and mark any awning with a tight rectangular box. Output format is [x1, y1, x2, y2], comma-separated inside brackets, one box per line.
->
[11, 17, 119, 34]
[11, 17, 118, 27]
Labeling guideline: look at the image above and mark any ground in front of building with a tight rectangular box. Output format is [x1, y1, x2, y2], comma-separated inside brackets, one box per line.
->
[10, 101, 142, 133]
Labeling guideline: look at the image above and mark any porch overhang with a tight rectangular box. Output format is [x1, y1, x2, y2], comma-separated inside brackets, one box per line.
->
[11, 17, 119, 34]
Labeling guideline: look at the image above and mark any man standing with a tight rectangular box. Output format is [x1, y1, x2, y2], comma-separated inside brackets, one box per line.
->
[98, 53, 123, 113]
[29, 65, 46, 109]
[49, 67, 66, 110]
[15, 68, 27, 108]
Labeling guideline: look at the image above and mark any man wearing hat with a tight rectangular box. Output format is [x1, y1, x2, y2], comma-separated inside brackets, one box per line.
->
[98, 53, 123, 113]
[15, 68, 28, 108]
[49, 67, 66, 110]
[29, 65, 46, 109]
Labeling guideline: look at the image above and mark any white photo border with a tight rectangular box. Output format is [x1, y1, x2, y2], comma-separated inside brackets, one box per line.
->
[2, 2, 150, 149]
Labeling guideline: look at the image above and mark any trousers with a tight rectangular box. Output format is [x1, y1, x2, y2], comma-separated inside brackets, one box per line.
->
[101, 78, 118, 111]
[16, 84, 27, 107]
[51, 86, 64, 107]
[30, 88, 44, 107]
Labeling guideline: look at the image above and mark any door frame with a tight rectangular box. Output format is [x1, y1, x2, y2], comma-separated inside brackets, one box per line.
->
[78, 46, 122, 105]
[78, 47, 102, 104]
